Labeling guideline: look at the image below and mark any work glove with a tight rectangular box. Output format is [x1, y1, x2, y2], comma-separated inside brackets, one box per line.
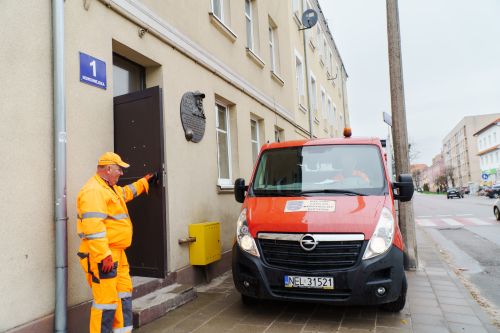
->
[145, 172, 158, 184]
[101, 255, 114, 273]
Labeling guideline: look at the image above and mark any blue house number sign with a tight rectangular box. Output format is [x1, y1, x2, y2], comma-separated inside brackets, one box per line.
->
[79, 52, 107, 89]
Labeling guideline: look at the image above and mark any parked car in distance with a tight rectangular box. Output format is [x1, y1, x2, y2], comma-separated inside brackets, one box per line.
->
[478, 186, 491, 196]
[486, 184, 500, 198]
[494, 199, 500, 220]
[447, 188, 463, 199]
[461, 186, 470, 195]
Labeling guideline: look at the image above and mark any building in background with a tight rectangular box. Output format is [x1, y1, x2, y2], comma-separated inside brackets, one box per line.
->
[442, 114, 500, 189]
[410, 163, 427, 190]
[1, 1, 348, 332]
[474, 118, 500, 185]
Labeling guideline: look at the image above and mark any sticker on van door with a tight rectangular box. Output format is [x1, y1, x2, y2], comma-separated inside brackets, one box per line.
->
[285, 200, 336, 212]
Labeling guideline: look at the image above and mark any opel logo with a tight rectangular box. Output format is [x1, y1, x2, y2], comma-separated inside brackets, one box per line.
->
[299, 234, 318, 251]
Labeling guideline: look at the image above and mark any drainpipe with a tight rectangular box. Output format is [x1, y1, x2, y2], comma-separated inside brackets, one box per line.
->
[302, 27, 313, 138]
[52, 0, 68, 332]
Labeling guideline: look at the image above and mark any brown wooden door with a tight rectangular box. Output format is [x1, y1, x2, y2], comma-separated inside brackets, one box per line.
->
[113, 86, 167, 278]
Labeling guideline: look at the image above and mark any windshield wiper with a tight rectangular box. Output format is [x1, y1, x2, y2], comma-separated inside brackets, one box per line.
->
[298, 189, 366, 196]
[253, 190, 301, 197]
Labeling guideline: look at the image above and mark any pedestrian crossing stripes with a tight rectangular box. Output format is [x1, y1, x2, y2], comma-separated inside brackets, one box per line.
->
[415, 216, 498, 228]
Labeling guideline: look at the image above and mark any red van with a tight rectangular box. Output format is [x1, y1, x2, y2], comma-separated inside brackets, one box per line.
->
[232, 136, 414, 312]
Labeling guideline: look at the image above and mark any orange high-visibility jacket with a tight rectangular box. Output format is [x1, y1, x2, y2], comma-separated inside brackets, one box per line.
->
[77, 174, 149, 263]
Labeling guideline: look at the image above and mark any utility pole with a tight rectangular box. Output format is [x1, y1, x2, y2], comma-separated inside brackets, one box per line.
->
[386, 0, 418, 269]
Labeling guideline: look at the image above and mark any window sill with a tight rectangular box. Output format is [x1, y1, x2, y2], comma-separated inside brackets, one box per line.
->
[246, 48, 265, 69]
[209, 12, 237, 43]
[293, 12, 302, 27]
[299, 103, 307, 113]
[217, 184, 234, 193]
[271, 71, 285, 86]
[314, 116, 320, 125]
[309, 39, 316, 51]
[319, 58, 324, 68]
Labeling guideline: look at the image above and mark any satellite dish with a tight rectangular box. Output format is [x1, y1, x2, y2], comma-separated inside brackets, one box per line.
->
[301, 9, 318, 29]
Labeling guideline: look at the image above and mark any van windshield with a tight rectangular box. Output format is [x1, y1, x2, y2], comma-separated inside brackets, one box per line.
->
[251, 144, 387, 197]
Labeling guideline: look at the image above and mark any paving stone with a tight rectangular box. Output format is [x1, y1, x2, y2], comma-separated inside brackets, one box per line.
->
[227, 323, 268, 333]
[409, 305, 443, 316]
[409, 297, 439, 308]
[265, 322, 304, 333]
[444, 313, 483, 326]
[376, 314, 411, 328]
[410, 313, 447, 326]
[440, 304, 475, 316]
[448, 322, 488, 333]
[375, 327, 411, 333]
[303, 319, 340, 332]
[340, 317, 376, 330]
[412, 323, 450, 333]
[437, 296, 469, 306]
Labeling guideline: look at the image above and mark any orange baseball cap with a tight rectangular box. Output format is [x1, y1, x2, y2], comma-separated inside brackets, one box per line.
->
[97, 152, 130, 168]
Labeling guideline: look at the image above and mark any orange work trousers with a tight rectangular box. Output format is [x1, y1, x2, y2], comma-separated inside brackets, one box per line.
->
[79, 248, 133, 333]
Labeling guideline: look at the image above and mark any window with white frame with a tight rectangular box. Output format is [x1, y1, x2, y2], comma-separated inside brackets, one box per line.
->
[320, 88, 326, 119]
[295, 53, 305, 105]
[494, 132, 497, 143]
[327, 97, 333, 125]
[268, 19, 280, 73]
[292, 0, 300, 15]
[216, 103, 232, 185]
[245, 0, 259, 53]
[310, 73, 317, 116]
[274, 126, 284, 142]
[322, 38, 327, 65]
[328, 50, 333, 74]
[251, 119, 260, 163]
[212, 0, 231, 25]
[315, 25, 321, 49]
[245, 0, 253, 50]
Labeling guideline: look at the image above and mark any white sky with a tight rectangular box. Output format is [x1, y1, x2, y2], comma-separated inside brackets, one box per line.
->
[318, 0, 500, 165]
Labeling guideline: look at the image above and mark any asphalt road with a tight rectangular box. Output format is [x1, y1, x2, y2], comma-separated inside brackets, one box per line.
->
[413, 192, 500, 310]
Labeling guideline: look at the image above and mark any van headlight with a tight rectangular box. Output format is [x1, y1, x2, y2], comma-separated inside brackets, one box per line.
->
[236, 209, 260, 257]
[362, 207, 394, 260]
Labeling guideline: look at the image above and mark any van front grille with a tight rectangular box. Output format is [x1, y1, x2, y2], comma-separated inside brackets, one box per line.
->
[258, 237, 363, 271]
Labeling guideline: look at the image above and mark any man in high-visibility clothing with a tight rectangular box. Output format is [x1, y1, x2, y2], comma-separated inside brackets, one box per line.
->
[77, 152, 155, 333]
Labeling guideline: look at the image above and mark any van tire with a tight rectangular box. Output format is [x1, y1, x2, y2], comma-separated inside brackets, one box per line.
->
[381, 274, 407, 313]
[241, 294, 259, 306]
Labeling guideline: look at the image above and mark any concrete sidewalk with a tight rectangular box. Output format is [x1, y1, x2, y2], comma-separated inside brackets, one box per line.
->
[135, 228, 499, 333]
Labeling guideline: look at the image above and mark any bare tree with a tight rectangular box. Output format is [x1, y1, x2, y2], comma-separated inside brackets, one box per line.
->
[435, 174, 447, 192]
[411, 169, 422, 189]
[408, 142, 420, 164]
[445, 166, 455, 188]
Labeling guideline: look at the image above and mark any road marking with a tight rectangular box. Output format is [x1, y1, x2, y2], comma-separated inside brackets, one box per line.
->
[456, 214, 473, 217]
[416, 219, 437, 227]
[437, 215, 452, 217]
[463, 217, 491, 226]
[417, 215, 432, 218]
[441, 218, 463, 226]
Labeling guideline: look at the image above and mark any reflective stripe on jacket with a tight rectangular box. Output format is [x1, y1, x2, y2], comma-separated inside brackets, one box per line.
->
[77, 174, 149, 263]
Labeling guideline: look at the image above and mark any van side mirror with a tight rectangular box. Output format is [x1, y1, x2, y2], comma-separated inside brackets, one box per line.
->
[234, 178, 248, 203]
[393, 174, 414, 202]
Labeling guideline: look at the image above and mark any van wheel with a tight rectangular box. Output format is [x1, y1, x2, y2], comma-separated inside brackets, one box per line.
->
[241, 294, 259, 306]
[495, 207, 500, 221]
[381, 274, 407, 313]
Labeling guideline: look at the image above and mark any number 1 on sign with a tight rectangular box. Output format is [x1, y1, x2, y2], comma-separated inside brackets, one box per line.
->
[90, 60, 96, 77]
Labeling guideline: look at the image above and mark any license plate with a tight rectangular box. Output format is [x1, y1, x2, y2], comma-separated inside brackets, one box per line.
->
[284, 275, 334, 289]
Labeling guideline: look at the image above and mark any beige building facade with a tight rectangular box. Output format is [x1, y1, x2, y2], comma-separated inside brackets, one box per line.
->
[1, 0, 348, 331]
[442, 114, 500, 189]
